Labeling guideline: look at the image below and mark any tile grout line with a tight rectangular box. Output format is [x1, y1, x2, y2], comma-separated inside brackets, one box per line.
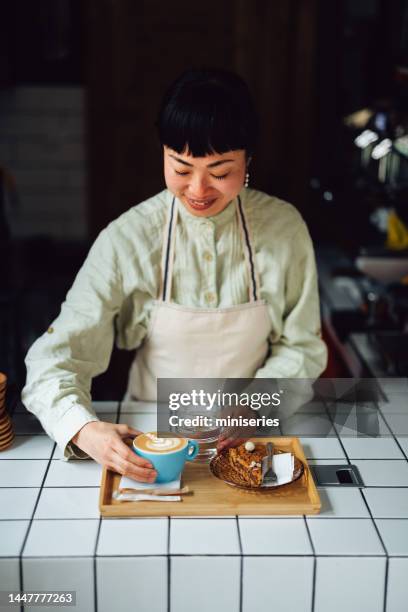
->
[319, 399, 389, 609]
[167, 517, 171, 612]
[236, 516, 243, 612]
[303, 516, 317, 612]
[382, 557, 389, 612]
[3, 553, 402, 558]
[93, 517, 103, 612]
[313, 458, 407, 461]
[376, 401, 403, 435]
[324, 402, 352, 466]
[20, 554, 167, 559]
[0, 485, 105, 489]
[358, 485, 390, 612]
[4, 516, 408, 523]
[18, 440, 56, 612]
[0, 518, 101, 522]
[0, 457, 60, 461]
[92, 400, 119, 612]
[343, 420, 391, 558]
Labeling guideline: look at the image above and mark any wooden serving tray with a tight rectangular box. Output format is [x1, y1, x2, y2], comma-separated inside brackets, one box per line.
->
[99, 437, 321, 516]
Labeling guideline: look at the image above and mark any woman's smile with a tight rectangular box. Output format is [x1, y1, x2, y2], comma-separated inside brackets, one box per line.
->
[185, 195, 218, 211]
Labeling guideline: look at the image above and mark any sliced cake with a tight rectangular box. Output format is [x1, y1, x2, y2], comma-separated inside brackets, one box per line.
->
[226, 442, 267, 486]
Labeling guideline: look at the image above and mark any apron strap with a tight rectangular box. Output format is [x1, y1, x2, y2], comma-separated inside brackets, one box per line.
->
[160, 197, 178, 302]
[236, 195, 260, 302]
[160, 195, 260, 303]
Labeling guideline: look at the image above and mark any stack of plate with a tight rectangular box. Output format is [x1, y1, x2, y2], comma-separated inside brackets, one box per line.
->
[0, 372, 14, 451]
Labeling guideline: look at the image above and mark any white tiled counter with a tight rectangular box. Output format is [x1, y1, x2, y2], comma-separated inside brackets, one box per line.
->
[1, 397, 408, 612]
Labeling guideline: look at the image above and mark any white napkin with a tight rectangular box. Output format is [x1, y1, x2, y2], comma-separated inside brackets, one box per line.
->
[263, 453, 294, 487]
[113, 475, 181, 502]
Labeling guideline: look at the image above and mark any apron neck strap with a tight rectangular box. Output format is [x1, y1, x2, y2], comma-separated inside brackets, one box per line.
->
[160, 196, 178, 302]
[235, 195, 260, 302]
[160, 195, 260, 302]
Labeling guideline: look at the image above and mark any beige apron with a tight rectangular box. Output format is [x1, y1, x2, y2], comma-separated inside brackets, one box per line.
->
[124, 196, 272, 401]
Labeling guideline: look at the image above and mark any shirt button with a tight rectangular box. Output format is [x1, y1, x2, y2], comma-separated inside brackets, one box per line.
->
[200, 222, 213, 234]
[203, 251, 213, 262]
[205, 292, 215, 304]
[47, 326, 54, 334]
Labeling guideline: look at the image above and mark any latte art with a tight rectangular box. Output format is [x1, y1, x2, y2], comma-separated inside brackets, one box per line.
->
[134, 432, 187, 454]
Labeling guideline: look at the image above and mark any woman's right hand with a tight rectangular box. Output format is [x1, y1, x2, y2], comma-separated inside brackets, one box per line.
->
[71, 421, 157, 483]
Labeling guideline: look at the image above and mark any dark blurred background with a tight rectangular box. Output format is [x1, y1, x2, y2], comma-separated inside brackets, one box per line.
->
[2, 0, 408, 401]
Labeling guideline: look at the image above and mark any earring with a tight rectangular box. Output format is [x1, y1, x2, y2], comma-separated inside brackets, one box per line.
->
[244, 171, 249, 188]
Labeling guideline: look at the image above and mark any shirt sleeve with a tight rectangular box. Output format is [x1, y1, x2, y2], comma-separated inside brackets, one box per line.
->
[21, 226, 123, 460]
[255, 219, 328, 380]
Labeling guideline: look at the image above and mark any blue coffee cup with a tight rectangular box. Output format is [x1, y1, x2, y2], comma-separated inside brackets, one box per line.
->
[132, 434, 199, 483]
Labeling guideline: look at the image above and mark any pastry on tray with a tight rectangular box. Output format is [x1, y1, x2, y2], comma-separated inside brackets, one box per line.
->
[226, 441, 267, 487]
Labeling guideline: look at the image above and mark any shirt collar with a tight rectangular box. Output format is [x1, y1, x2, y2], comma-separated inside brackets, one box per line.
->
[167, 189, 246, 229]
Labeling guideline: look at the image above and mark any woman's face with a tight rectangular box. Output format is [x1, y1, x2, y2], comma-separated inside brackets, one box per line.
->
[163, 145, 247, 217]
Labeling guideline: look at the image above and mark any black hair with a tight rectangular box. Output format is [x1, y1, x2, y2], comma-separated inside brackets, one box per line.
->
[156, 68, 258, 158]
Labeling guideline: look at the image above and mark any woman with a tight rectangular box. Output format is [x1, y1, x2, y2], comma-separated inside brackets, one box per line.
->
[22, 68, 327, 483]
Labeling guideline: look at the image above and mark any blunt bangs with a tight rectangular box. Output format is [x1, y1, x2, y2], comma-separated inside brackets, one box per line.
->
[156, 68, 258, 157]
